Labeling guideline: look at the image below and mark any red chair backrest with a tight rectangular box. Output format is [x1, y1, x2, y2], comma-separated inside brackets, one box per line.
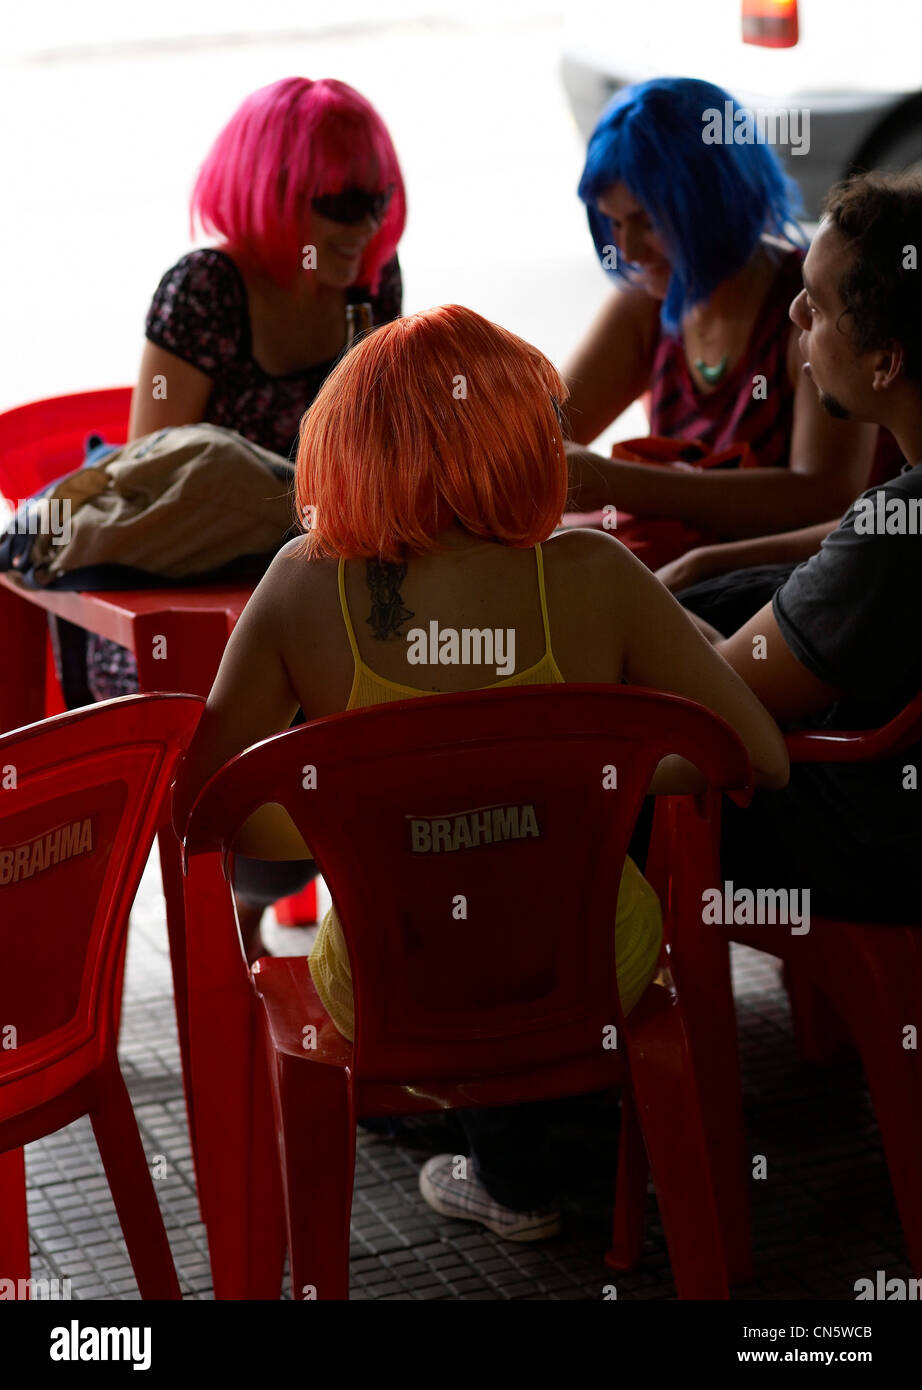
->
[786, 686, 922, 763]
[0, 695, 202, 1094]
[0, 388, 132, 504]
[878, 687, 922, 750]
[182, 685, 751, 1083]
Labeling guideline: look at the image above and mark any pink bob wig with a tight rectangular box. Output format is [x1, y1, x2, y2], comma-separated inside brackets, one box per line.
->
[295, 305, 570, 562]
[190, 77, 406, 291]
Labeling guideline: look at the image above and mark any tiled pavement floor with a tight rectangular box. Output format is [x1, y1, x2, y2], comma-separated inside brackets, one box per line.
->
[22, 850, 913, 1301]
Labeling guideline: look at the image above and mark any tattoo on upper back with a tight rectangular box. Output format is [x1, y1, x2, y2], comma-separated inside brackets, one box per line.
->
[365, 559, 415, 640]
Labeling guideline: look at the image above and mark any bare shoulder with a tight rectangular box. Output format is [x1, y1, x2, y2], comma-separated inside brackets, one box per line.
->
[545, 527, 668, 610]
[543, 526, 646, 565]
[590, 283, 659, 349]
[562, 286, 660, 442]
[244, 539, 340, 629]
[618, 283, 661, 328]
[542, 528, 642, 593]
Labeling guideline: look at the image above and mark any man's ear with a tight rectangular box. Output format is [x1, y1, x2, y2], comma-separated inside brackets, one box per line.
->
[872, 342, 904, 391]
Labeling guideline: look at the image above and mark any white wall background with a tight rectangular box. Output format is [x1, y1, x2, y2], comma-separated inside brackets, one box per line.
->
[0, 1, 645, 444]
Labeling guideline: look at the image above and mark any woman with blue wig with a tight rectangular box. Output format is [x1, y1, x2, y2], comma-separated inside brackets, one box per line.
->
[564, 76, 883, 595]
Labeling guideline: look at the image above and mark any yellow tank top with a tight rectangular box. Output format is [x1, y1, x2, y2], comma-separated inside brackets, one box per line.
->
[340, 541, 565, 704]
[308, 544, 662, 1040]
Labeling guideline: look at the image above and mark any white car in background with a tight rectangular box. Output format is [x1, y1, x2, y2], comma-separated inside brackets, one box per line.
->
[561, 0, 922, 218]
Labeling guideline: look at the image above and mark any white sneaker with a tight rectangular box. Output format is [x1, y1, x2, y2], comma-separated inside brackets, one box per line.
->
[418, 1154, 560, 1242]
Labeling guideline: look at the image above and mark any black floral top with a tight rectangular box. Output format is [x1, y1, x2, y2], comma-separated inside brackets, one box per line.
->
[145, 248, 403, 460]
[83, 249, 402, 701]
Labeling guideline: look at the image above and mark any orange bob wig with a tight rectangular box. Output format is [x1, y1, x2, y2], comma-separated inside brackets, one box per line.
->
[295, 304, 569, 561]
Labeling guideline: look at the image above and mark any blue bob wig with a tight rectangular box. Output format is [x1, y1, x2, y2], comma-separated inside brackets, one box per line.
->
[578, 76, 805, 332]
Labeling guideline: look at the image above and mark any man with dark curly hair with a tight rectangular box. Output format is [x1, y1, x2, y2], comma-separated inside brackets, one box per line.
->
[709, 170, 922, 922]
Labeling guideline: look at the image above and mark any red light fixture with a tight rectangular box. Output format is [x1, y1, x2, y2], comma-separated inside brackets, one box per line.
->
[742, 0, 800, 48]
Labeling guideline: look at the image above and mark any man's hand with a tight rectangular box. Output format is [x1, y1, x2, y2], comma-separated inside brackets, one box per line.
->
[655, 547, 716, 593]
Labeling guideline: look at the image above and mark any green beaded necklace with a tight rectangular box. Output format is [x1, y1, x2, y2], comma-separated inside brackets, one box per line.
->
[694, 355, 729, 385]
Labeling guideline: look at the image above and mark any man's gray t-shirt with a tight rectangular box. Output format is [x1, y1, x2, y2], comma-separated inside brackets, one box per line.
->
[771, 463, 922, 858]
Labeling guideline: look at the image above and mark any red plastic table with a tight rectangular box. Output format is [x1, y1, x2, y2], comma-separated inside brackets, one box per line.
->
[0, 573, 250, 1139]
[0, 575, 249, 728]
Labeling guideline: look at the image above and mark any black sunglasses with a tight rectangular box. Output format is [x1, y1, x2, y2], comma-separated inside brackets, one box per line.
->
[310, 184, 395, 226]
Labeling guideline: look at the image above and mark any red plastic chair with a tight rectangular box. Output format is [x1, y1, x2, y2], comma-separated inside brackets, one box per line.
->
[179, 684, 753, 1300]
[272, 879, 318, 926]
[0, 387, 133, 504]
[0, 387, 311, 923]
[662, 689, 922, 1276]
[0, 693, 203, 1299]
[608, 782, 756, 1286]
[0, 388, 133, 717]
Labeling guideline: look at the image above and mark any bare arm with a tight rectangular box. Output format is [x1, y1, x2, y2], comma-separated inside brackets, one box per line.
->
[686, 612, 725, 644]
[611, 541, 790, 792]
[715, 600, 843, 727]
[655, 518, 840, 593]
[561, 286, 659, 445]
[128, 342, 214, 440]
[566, 330, 878, 535]
[172, 549, 308, 857]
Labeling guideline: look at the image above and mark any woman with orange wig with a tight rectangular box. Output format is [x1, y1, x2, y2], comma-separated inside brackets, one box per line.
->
[174, 304, 787, 1238]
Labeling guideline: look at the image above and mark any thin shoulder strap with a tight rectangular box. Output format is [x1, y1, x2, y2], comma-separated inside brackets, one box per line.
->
[535, 543, 554, 656]
[337, 557, 363, 665]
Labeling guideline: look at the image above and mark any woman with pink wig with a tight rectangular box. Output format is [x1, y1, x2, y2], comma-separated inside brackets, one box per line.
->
[130, 74, 406, 455]
[86, 75, 406, 703]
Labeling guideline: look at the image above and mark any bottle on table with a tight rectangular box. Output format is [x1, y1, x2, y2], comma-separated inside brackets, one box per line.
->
[345, 299, 373, 350]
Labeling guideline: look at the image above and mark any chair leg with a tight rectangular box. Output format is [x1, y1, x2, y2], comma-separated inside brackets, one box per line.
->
[783, 962, 857, 1064]
[862, 1052, 922, 1276]
[46, 614, 94, 708]
[271, 1055, 355, 1301]
[243, 1033, 287, 1299]
[183, 853, 273, 1298]
[823, 938, 922, 1276]
[158, 824, 197, 1171]
[664, 935, 751, 1286]
[89, 1067, 181, 1299]
[606, 1089, 648, 1272]
[626, 1002, 730, 1300]
[658, 795, 752, 1283]
[0, 1147, 30, 1292]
